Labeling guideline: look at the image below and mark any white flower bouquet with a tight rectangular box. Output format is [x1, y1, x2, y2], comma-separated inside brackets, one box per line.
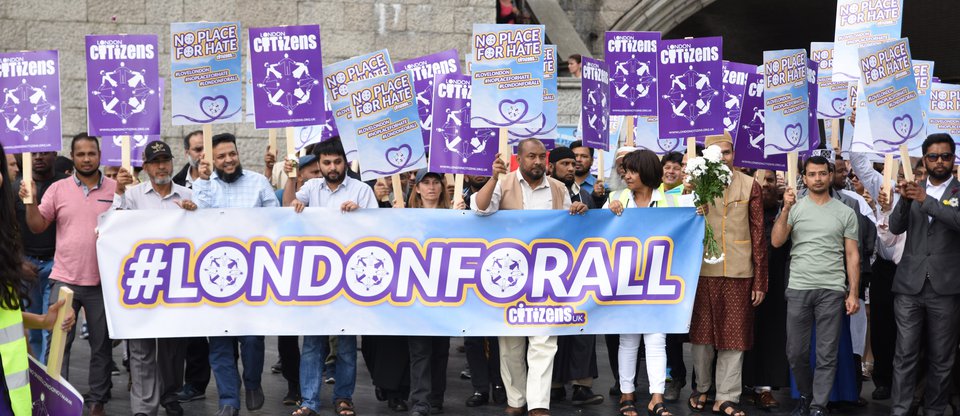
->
[684, 145, 733, 265]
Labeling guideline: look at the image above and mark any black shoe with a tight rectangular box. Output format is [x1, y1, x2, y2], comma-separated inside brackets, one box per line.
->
[430, 404, 443, 414]
[492, 385, 507, 404]
[570, 385, 604, 405]
[388, 398, 408, 412]
[162, 402, 184, 416]
[283, 390, 301, 406]
[664, 379, 684, 402]
[792, 395, 811, 416]
[872, 385, 891, 400]
[809, 405, 828, 416]
[271, 360, 282, 373]
[609, 384, 621, 397]
[550, 386, 566, 402]
[466, 392, 489, 407]
[176, 385, 205, 403]
[245, 387, 264, 410]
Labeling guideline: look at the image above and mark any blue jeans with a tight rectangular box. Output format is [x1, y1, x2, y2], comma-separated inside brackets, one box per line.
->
[300, 335, 357, 411]
[24, 257, 52, 362]
[208, 336, 264, 408]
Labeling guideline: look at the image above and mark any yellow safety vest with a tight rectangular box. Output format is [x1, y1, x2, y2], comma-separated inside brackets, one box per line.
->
[609, 188, 679, 208]
[0, 305, 31, 415]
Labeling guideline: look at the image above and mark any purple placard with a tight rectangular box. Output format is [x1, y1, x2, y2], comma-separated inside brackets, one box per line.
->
[393, 49, 461, 147]
[29, 356, 84, 415]
[734, 72, 786, 170]
[85, 34, 160, 136]
[605, 31, 660, 116]
[428, 73, 497, 175]
[581, 57, 611, 151]
[248, 25, 324, 129]
[0, 50, 62, 154]
[722, 61, 755, 142]
[657, 37, 724, 137]
[801, 59, 822, 158]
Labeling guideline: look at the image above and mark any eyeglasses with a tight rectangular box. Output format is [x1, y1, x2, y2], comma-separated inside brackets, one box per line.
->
[925, 152, 955, 162]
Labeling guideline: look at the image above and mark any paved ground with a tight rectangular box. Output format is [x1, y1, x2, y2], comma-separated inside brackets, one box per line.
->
[64, 336, 896, 415]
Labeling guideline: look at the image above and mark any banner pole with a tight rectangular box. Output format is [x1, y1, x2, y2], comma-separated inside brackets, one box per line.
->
[45, 287, 74, 380]
[285, 127, 298, 178]
[268, 128, 278, 160]
[787, 151, 798, 191]
[882, 153, 895, 196]
[202, 124, 213, 165]
[625, 116, 635, 147]
[686, 137, 696, 161]
[899, 144, 914, 183]
[453, 174, 465, 206]
[830, 119, 840, 153]
[21, 153, 33, 204]
[391, 174, 405, 207]
[498, 128, 509, 182]
[120, 135, 131, 173]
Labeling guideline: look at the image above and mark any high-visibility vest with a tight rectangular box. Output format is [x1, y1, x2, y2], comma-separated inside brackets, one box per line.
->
[609, 188, 678, 208]
[0, 306, 31, 415]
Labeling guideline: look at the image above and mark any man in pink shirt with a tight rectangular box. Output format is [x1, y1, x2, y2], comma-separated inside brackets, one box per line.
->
[19, 133, 117, 416]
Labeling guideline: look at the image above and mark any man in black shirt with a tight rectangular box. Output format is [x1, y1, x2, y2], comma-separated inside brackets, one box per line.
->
[14, 151, 66, 360]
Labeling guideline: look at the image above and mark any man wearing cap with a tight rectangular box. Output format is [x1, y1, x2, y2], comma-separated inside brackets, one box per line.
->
[472, 138, 588, 416]
[688, 132, 767, 416]
[113, 140, 196, 416]
[19, 133, 117, 416]
[544, 146, 603, 406]
[283, 137, 376, 416]
[194, 133, 278, 416]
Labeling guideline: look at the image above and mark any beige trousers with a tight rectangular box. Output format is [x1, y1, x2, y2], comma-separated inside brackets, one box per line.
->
[691, 344, 744, 403]
[499, 336, 558, 409]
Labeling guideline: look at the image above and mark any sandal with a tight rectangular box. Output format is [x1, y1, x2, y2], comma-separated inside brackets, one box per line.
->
[292, 407, 318, 416]
[619, 398, 639, 416]
[716, 401, 746, 416]
[688, 392, 707, 412]
[648, 402, 673, 416]
[335, 399, 357, 416]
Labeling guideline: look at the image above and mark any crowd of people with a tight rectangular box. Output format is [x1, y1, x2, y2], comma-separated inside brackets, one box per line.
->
[2, 121, 960, 416]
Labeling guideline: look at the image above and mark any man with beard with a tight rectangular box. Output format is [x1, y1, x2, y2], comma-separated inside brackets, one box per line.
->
[473, 138, 588, 416]
[14, 151, 65, 361]
[887, 134, 960, 416]
[545, 146, 603, 406]
[113, 141, 196, 416]
[170, 131, 212, 404]
[462, 174, 489, 209]
[194, 133, 278, 416]
[570, 140, 607, 207]
[173, 130, 203, 189]
[773, 156, 860, 416]
[283, 136, 375, 416]
[19, 133, 117, 416]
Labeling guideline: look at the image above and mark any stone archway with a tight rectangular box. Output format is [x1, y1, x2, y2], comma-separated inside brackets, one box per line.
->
[610, 0, 720, 34]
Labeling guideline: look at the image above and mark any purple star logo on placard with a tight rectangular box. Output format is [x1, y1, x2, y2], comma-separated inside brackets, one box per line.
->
[663, 65, 719, 126]
[611, 54, 656, 106]
[91, 62, 155, 124]
[1, 79, 56, 140]
[258, 53, 320, 116]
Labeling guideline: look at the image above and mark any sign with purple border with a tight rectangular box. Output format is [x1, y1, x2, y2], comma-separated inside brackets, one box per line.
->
[429, 73, 497, 176]
[735, 72, 786, 170]
[580, 57, 611, 151]
[605, 31, 660, 116]
[0, 50, 62, 153]
[656, 37, 724, 137]
[85, 34, 161, 136]
[393, 49, 461, 147]
[29, 356, 84, 415]
[248, 25, 324, 129]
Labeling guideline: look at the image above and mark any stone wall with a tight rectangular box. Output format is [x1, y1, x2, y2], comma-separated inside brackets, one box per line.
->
[0, 0, 493, 171]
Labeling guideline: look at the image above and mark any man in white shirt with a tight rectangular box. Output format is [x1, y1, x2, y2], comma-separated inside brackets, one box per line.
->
[472, 138, 587, 416]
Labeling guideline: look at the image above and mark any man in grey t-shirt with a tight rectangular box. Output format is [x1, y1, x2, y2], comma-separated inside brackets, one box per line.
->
[772, 156, 860, 416]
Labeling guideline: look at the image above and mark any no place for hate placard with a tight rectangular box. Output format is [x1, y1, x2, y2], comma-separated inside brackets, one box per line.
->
[928, 82, 960, 138]
[605, 31, 660, 116]
[810, 42, 849, 119]
[248, 25, 325, 129]
[762, 48, 809, 156]
[833, 0, 904, 82]
[470, 24, 545, 129]
[580, 57, 611, 151]
[657, 36, 724, 137]
[339, 71, 426, 181]
[393, 49, 461, 148]
[429, 73, 497, 176]
[171, 22, 243, 125]
[858, 38, 923, 154]
[325, 49, 394, 159]
[508, 44, 558, 145]
[0, 50, 62, 153]
[85, 34, 161, 136]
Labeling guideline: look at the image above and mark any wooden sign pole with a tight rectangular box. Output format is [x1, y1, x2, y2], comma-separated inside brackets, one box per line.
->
[882, 153, 895, 196]
[899, 144, 914, 182]
[453, 174, 465, 206]
[285, 127, 298, 178]
[498, 128, 509, 181]
[391, 174, 405, 207]
[202, 124, 213, 165]
[45, 287, 74, 379]
[268, 128, 278, 159]
[686, 137, 696, 161]
[787, 151, 798, 191]
[624, 116, 635, 147]
[21, 153, 33, 204]
[120, 135, 132, 173]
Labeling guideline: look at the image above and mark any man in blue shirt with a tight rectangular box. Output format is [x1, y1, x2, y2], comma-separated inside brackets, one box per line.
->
[194, 133, 279, 416]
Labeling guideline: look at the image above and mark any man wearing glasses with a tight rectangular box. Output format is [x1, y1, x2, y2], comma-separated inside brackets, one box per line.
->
[887, 133, 960, 416]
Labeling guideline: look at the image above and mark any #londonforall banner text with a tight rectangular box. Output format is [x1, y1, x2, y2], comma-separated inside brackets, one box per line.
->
[97, 208, 705, 338]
